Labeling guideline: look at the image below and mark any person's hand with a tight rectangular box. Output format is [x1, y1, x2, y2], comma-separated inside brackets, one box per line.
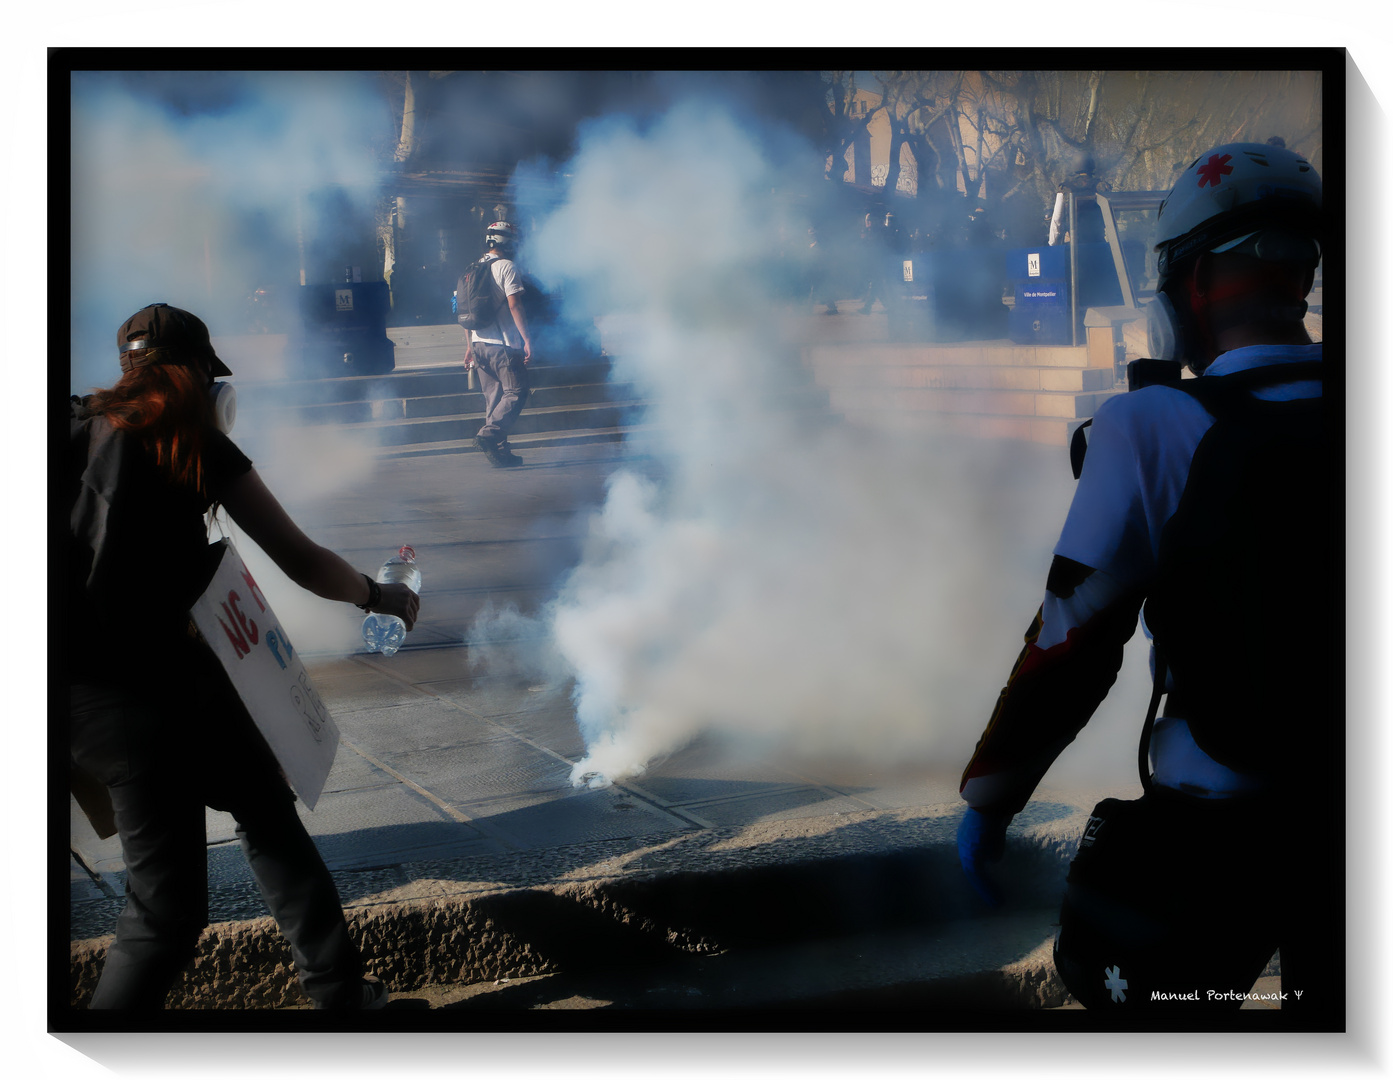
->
[376, 583, 420, 631]
[521, 340, 532, 364]
[957, 806, 1012, 907]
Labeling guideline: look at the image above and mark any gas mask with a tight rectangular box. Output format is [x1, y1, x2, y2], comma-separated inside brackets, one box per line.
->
[1146, 273, 1222, 374]
[1145, 292, 1184, 366]
[210, 380, 237, 434]
[1148, 252, 1312, 375]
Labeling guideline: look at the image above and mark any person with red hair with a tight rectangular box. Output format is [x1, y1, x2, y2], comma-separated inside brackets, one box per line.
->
[69, 303, 419, 1010]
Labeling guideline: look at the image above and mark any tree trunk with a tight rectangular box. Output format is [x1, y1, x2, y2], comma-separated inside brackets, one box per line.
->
[1081, 70, 1103, 143]
[377, 205, 397, 299]
[384, 71, 417, 301]
[883, 112, 905, 197]
[945, 96, 971, 196]
[394, 71, 417, 163]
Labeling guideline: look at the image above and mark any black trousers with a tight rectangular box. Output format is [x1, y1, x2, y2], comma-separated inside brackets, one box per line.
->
[70, 655, 363, 1010]
[1053, 787, 1341, 1024]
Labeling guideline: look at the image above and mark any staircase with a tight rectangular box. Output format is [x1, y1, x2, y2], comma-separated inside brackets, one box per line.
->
[789, 308, 1130, 447]
[231, 319, 839, 460]
[227, 313, 1133, 458]
[234, 359, 646, 461]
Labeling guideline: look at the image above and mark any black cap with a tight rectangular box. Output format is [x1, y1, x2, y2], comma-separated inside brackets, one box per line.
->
[117, 303, 232, 377]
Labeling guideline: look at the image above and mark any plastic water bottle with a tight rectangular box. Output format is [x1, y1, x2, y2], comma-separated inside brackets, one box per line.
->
[361, 545, 421, 657]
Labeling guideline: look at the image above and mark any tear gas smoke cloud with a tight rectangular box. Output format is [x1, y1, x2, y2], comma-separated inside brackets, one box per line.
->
[70, 72, 390, 654]
[220, 514, 369, 660]
[516, 101, 1151, 789]
[215, 423, 384, 658]
[66, 73, 1151, 785]
[70, 72, 389, 396]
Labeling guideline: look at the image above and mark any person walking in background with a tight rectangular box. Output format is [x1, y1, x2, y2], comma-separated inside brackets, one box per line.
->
[69, 303, 419, 1009]
[857, 211, 892, 315]
[464, 220, 534, 467]
[805, 225, 839, 315]
[882, 211, 909, 279]
[956, 143, 1334, 1017]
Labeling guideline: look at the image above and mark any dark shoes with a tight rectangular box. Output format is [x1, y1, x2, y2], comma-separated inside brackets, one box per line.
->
[314, 975, 389, 1010]
[475, 434, 522, 467]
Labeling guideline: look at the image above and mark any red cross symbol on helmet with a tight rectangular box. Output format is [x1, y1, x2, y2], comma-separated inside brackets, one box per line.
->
[1197, 154, 1234, 188]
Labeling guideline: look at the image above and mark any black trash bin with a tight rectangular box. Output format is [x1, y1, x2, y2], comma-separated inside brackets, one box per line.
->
[292, 281, 395, 378]
[929, 247, 1008, 342]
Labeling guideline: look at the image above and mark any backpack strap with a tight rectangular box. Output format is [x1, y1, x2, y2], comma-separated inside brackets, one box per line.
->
[1081, 359, 1323, 480]
[1069, 419, 1092, 481]
[1138, 642, 1167, 793]
[1171, 360, 1325, 411]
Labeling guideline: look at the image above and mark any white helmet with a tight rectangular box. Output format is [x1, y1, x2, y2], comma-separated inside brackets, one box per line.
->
[1154, 142, 1321, 285]
[485, 221, 518, 249]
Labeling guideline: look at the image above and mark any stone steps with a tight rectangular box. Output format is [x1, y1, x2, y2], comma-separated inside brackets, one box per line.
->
[798, 333, 1126, 448]
[812, 361, 1116, 394]
[827, 385, 1119, 420]
[803, 341, 1105, 369]
[235, 343, 836, 461]
[236, 360, 614, 410]
[861, 409, 1102, 448]
[233, 357, 641, 460]
[337, 398, 648, 449]
[247, 380, 633, 428]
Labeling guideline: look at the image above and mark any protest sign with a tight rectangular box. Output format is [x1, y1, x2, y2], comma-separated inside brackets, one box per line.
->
[190, 539, 339, 809]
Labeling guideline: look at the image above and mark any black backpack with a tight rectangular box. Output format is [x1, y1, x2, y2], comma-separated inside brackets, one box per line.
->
[1139, 360, 1332, 784]
[456, 256, 500, 332]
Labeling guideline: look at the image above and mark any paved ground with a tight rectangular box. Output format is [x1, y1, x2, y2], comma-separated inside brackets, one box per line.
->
[66, 339, 1283, 1015]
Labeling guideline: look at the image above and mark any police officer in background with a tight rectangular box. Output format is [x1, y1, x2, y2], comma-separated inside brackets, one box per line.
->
[955, 142, 1336, 1019]
[1049, 151, 1111, 247]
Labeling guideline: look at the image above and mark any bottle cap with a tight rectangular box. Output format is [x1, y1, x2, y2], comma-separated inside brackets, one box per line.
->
[399, 545, 415, 560]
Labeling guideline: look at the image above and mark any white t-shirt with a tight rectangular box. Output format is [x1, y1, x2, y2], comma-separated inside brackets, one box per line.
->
[1053, 342, 1323, 796]
[1055, 343, 1324, 587]
[469, 253, 526, 349]
[961, 342, 1324, 806]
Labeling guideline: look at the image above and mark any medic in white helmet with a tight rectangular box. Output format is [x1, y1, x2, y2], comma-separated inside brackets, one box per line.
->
[956, 142, 1335, 1018]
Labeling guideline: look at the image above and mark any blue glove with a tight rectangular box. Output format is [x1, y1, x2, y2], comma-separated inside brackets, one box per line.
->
[957, 806, 1012, 906]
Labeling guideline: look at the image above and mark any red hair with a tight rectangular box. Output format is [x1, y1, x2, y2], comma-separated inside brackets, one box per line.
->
[88, 360, 215, 496]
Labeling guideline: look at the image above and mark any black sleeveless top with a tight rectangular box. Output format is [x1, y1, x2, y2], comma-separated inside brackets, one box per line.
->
[68, 396, 252, 687]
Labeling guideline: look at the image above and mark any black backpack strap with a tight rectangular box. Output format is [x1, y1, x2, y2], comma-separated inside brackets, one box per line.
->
[1069, 419, 1092, 481]
[1173, 360, 1325, 411]
[1138, 643, 1166, 793]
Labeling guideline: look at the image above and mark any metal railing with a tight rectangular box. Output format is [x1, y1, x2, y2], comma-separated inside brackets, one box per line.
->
[1065, 189, 1169, 344]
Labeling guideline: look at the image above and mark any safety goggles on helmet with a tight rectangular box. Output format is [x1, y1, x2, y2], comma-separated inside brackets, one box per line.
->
[1207, 228, 1320, 264]
[485, 221, 518, 248]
